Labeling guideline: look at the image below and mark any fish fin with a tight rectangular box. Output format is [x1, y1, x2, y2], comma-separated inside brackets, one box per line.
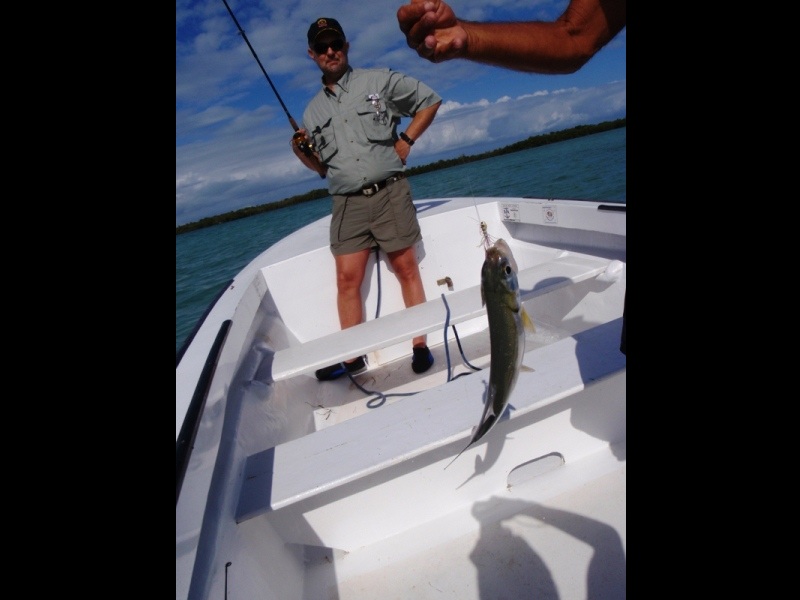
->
[520, 364, 535, 373]
[521, 306, 536, 333]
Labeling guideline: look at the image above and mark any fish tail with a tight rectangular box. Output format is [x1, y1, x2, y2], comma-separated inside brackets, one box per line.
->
[444, 442, 472, 470]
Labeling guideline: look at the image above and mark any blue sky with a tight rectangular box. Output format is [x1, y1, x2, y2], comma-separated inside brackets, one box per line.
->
[176, 0, 626, 226]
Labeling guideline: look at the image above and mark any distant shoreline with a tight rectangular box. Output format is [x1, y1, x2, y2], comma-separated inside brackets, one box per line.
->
[177, 117, 626, 235]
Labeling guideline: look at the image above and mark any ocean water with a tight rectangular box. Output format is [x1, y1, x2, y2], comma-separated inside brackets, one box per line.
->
[176, 127, 626, 353]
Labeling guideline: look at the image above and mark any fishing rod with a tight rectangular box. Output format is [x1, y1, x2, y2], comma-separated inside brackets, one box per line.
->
[220, 0, 315, 155]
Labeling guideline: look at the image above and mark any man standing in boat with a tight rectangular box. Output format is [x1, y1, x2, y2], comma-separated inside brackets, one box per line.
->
[292, 17, 442, 380]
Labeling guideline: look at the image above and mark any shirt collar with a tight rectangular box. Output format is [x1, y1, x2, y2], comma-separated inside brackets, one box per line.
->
[322, 66, 353, 96]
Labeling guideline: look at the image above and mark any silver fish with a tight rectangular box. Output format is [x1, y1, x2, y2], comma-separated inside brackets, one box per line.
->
[447, 239, 534, 468]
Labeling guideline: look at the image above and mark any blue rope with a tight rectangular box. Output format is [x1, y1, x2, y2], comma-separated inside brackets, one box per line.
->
[345, 247, 418, 407]
[373, 246, 381, 318]
[441, 293, 453, 381]
[345, 271, 482, 406]
[440, 293, 482, 382]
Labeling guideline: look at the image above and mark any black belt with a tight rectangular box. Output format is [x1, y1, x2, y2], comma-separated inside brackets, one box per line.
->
[359, 172, 405, 197]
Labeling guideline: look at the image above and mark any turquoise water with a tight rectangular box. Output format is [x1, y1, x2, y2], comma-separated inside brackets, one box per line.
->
[176, 127, 626, 353]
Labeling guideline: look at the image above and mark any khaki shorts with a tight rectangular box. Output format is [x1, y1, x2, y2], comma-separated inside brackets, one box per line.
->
[330, 177, 422, 256]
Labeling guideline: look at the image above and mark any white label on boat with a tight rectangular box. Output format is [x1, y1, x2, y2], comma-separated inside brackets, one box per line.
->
[542, 205, 558, 224]
[500, 202, 520, 222]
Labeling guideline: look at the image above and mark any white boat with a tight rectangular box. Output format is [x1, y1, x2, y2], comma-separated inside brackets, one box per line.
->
[176, 195, 626, 600]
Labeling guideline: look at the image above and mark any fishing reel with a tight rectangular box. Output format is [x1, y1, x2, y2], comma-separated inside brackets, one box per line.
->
[292, 132, 317, 157]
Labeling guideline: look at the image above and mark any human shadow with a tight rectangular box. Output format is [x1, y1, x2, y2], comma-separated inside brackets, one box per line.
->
[470, 496, 626, 599]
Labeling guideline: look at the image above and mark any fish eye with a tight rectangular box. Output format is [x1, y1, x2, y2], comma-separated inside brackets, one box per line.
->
[504, 265, 512, 275]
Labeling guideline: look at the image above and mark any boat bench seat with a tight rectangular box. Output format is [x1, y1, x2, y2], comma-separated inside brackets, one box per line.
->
[269, 253, 615, 382]
[236, 317, 626, 523]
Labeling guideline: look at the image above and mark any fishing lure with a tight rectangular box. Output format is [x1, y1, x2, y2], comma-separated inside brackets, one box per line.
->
[473, 203, 496, 250]
[478, 220, 495, 250]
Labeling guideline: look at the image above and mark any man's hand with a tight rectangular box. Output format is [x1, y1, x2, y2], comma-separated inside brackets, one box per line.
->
[397, 0, 466, 63]
[394, 138, 410, 165]
[291, 128, 326, 178]
[292, 129, 315, 157]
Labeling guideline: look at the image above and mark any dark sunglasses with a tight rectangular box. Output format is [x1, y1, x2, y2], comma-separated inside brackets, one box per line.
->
[313, 38, 345, 55]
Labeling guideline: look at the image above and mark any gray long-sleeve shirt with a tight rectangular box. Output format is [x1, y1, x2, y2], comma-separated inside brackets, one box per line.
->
[303, 66, 441, 195]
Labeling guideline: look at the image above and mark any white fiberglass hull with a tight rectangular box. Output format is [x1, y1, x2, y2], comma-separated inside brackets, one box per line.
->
[176, 196, 626, 600]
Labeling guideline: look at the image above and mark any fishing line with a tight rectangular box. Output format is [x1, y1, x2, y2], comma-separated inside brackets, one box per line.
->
[220, 0, 314, 154]
[465, 185, 495, 251]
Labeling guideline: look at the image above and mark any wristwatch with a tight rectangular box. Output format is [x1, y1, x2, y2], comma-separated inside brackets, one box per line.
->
[399, 131, 415, 146]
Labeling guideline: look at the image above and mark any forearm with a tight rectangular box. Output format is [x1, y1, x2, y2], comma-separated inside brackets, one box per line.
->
[405, 101, 441, 140]
[460, 16, 613, 74]
[408, 0, 626, 74]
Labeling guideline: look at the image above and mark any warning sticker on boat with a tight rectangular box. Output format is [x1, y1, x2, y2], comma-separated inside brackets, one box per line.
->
[543, 205, 557, 224]
[500, 203, 520, 222]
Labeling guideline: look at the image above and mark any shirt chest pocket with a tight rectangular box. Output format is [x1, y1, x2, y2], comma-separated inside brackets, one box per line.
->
[355, 104, 396, 143]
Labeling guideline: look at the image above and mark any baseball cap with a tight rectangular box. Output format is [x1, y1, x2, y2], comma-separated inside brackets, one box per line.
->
[307, 18, 346, 46]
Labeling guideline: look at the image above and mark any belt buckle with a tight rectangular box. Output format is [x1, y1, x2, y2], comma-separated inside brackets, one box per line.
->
[362, 183, 379, 197]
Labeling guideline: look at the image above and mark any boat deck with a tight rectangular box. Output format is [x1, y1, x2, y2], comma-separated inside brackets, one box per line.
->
[308, 317, 571, 431]
[302, 441, 626, 600]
